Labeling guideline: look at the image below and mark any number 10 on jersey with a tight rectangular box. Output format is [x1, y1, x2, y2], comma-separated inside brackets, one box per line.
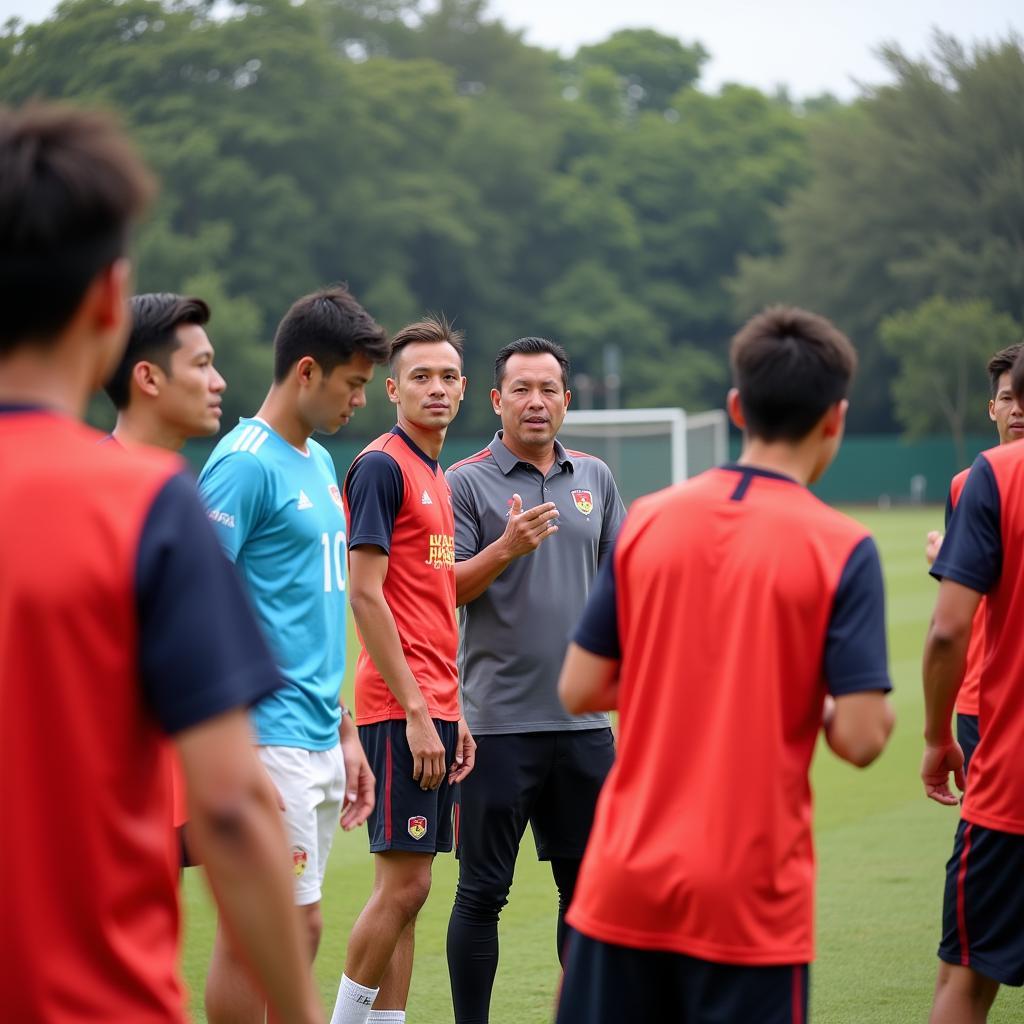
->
[322, 531, 346, 592]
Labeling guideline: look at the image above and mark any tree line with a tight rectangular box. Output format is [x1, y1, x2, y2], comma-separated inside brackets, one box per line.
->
[2, 0, 1021, 441]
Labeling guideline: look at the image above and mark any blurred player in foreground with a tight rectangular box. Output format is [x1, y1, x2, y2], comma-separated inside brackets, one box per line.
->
[924, 343, 1023, 775]
[334, 316, 475, 1024]
[445, 336, 624, 1024]
[923, 350, 1024, 1022]
[0, 104, 323, 1023]
[556, 306, 894, 1023]
[199, 285, 388, 1024]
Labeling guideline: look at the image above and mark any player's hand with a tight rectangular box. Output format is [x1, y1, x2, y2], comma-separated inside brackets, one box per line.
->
[448, 717, 476, 784]
[339, 729, 375, 830]
[407, 710, 446, 791]
[921, 739, 965, 805]
[925, 530, 943, 566]
[500, 494, 559, 560]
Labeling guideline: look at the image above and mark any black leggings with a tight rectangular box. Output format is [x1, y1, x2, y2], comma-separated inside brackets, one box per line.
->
[447, 856, 580, 1024]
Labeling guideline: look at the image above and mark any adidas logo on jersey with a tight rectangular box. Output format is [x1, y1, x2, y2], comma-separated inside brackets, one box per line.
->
[296, 490, 313, 510]
[421, 489, 433, 505]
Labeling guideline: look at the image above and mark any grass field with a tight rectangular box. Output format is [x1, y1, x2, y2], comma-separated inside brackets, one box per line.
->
[180, 507, 1024, 1023]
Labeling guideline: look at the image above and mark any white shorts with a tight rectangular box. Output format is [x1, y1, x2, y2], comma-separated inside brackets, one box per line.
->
[257, 743, 346, 906]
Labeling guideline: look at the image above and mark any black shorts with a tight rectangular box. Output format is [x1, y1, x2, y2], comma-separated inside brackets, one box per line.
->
[360, 719, 459, 854]
[938, 819, 1024, 986]
[957, 713, 980, 776]
[456, 729, 614, 866]
[556, 927, 810, 1024]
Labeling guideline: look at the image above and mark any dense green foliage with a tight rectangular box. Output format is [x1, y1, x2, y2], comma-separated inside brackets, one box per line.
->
[2, 3, 1021, 439]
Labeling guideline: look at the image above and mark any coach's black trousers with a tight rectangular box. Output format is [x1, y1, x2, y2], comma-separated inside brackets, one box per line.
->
[446, 730, 614, 1024]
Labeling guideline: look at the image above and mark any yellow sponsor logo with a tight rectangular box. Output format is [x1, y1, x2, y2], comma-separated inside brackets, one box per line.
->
[425, 533, 455, 570]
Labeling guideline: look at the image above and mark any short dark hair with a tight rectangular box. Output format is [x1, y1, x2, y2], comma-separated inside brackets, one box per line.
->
[273, 285, 388, 382]
[730, 306, 857, 442]
[389, 314, 464, 375]
[494, 336, 570, 390]
[987, 343, 1024, 398]
[0, 103, 155, 354]
[103, 294, 211, 409]
[1010, 347, 1024, 405]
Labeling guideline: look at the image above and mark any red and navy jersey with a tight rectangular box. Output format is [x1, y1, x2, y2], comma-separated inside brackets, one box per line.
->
[566, 464, 891, 965]
[932, 443, 1024, 834]
[945, 469, 984, 717]
[344, 427, 460, 724]
[0, 409, 281, 1022]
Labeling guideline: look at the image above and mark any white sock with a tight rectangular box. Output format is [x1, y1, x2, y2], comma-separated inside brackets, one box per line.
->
[367, 1012, 406, 1023]
[330, 974, 379, 1024]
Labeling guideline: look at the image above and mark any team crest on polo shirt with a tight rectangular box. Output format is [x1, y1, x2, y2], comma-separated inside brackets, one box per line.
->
[328, 484, 344, 512]
[408, 815, 428, 840]
[571, 489, 594, 516]
[291, 846, 309, 877]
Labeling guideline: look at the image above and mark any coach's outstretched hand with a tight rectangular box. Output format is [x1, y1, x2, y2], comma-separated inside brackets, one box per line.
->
[925, 530, 943, 566]
[339, 714, 376, 830]
[501, 493, 559, 559]
[921, 740, 966, 806]
[449, 716, 477, 785]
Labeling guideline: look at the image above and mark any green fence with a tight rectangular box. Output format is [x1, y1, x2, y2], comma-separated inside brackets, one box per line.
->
[181, 431, 994, 506]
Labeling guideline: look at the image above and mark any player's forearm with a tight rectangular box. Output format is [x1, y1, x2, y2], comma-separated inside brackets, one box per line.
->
[558, 643, 621, 714]
[922, 623, 970, 744]
[454, 541, 513, 606]
[189, 776, 322, 1024]
[824, 693, 894, 768]
[349, 588, 429, 716]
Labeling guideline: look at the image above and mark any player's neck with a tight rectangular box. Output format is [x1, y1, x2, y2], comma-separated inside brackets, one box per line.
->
[255, 388, 312, 453]
[737, 438, 819, 487]
[0, 344, 94, 418]
[397, 414, 446, 461]
[112, 408, 186, 452]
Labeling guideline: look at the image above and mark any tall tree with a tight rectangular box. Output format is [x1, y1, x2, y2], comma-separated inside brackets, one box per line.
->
[732, 34, 1024, 430]
[879, 295, 1022, 466]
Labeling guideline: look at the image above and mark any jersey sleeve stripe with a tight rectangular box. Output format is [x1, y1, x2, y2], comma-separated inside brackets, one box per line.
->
[231, 425, 257, 452]
[447, 449, 493, 473]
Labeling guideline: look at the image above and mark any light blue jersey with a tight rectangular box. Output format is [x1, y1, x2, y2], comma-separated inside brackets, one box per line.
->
[199, 418, 347, 749]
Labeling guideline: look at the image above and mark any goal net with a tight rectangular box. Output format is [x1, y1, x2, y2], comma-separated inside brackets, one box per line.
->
[559, 408, 728, 506]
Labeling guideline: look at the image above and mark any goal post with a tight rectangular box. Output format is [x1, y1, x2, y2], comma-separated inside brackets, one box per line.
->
[559, 407, 728, 505]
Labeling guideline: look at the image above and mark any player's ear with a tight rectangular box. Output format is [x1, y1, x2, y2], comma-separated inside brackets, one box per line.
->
[295, 355, 319, 388]
[563, 388, 571, 411]
[821, 399, 848, 439]
[460, 375, 467, 398]
[989, 399, 997, 423]
[726, 388, 745, 430]
[490, 388, 501, 415]
[385, 375, 400, 405]
[132, 359, 161, 399]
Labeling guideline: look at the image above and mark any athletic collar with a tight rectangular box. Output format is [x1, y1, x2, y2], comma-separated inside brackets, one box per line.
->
[391, 425, 439, 472]
[489, 431, 572, 476]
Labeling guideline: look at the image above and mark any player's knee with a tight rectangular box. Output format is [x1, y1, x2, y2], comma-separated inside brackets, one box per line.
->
[382, 869, 432, 921]
[453, 880, 508, 922]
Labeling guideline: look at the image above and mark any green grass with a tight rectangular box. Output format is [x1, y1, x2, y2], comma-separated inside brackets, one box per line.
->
[180, 507, 1024, 1022]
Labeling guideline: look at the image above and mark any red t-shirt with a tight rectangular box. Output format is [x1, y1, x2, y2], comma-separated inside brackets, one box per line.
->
[568, 465, 891, 965]
[947, 469, 984, 717]
[344, 429, 460, 723]
[1, 410, 281, 1021]
[933, 444, 1024, 834]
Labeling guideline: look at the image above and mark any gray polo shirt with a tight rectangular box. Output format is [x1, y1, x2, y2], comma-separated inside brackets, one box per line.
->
[446, 431, 626, 734]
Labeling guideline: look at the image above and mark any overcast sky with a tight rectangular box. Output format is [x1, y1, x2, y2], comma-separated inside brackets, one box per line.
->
[2, 0, 1020, 98]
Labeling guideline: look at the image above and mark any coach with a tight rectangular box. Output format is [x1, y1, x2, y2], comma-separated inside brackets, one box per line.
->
[445, 337, 625, 1024]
